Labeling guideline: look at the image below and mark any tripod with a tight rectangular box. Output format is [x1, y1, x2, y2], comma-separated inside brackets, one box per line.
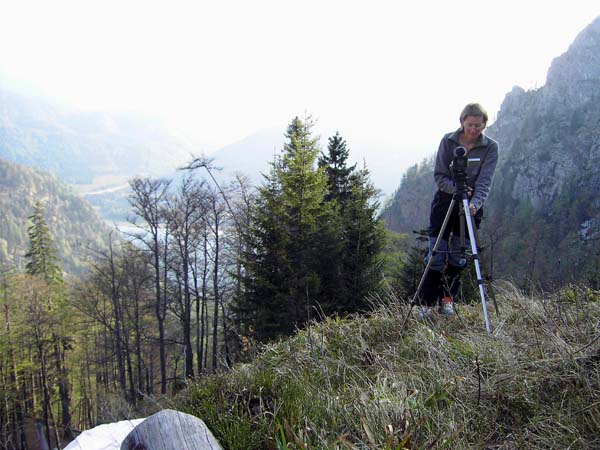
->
[407, 179, 493, 335]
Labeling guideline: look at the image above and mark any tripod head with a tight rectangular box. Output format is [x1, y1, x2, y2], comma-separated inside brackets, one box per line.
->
[450, 146, 469, 198]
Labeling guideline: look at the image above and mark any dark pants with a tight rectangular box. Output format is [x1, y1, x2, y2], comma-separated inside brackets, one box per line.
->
[420, 191, 482, 306]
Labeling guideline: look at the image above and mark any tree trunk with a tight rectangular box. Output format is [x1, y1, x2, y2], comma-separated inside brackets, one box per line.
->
[202, 234, 210, 374]
[156, 235, 167, 395]
[124, 331, 135, 405]
[193, 249, 204, 376]
[4, 287, 26, 450]
[109, 242, 128, 400]
[134, 289, 144, 399]
[53, 339, 73, 441]
[212, 214, 220, 373]
[38, 342, 60, 450]
[181, 244, 194, 379]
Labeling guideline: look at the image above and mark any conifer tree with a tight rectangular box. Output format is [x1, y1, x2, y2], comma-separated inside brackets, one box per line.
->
[239, 122, 389, 340]
[341, 166, 386, 311]
[319, 132, 356, 204]
[279, 117, 333, 323]
[240, 116, 336, 340]
[24, 201, 73, 443]
[319, 135, 386, 313]
[239, 161, 294, 340]
[25, 202, 63, 285]
[395, 244, 427, 299]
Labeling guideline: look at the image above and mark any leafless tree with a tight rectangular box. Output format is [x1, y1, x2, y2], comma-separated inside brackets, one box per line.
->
[128, 177, 172, 395]
[165, 175, 208, 379]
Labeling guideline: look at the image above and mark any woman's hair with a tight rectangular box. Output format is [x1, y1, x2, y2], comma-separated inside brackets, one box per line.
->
[460, 103, 488, 125]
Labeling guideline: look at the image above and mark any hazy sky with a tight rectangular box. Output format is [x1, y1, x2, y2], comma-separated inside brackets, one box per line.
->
[1, 0, 598, 158]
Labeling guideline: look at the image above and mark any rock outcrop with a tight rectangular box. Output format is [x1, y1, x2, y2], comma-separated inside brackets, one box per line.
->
[382, 16, 600, 285]
[487, 16, 600, 211]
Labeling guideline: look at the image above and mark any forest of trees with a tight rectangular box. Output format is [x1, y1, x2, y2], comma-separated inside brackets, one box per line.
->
[0, 116, 388, 449]
[0, 158, 110, 275]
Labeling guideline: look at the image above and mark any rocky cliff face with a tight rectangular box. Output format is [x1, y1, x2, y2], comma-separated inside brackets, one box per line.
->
[546, 16, 600, 103]
[385, 15, 600, 226]
[381, 156, 435, 234]
[382, 16, 600, 285]
[487, 16, 600, 212]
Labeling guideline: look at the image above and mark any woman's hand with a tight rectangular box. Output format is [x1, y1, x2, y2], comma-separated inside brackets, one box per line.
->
[467, 188, 476, 215]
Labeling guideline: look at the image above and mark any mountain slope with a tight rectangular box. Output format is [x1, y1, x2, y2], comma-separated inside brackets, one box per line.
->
[381, 16, 600, 286]
[0, 157, 110, 274]
[0, 88, 194, 184]
[210, 127, 285, 182]
[209, 126, 422, 196]
[381, 155, 435, 233]
[487, 15, 600, 211]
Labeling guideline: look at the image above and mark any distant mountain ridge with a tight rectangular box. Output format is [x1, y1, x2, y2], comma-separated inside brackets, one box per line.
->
[0, 88, 194, 184]
[210, 125, 425, 197]
[0, 86, 416, 225]
[381, 16, 600, 285]
[0, 156, 109, 274]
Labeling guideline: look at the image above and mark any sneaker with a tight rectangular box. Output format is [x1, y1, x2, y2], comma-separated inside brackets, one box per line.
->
[417, 305, 434, 321]
[439, 296, 455, 316]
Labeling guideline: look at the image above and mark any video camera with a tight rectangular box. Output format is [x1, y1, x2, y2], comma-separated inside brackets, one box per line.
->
[451, 146, 468, 179]
[450, 146, 481, 195]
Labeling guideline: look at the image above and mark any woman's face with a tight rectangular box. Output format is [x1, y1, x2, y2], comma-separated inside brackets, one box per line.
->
[461, 115, 485, 140]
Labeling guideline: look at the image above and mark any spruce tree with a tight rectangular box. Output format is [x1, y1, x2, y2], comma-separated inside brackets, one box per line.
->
[319, 134, 386, 313]
[279, 117, 334, 324]
[240, 121, 386, 340]
[239, 161, 295, 340]
[395, 244, 427, 300]
[25, 202, 63, 285]
[24, 201, 72, 442]
[240, 116, 336, 340]
[319, 132, 356, 204]
[340, 166, 386, 311]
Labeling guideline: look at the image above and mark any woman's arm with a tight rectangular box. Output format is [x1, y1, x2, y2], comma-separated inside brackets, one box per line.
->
[470, 141, 499, 211]
[433, 137, 455, 194]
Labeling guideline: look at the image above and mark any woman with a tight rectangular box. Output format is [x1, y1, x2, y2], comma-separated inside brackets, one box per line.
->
[420, 103, 498, 319]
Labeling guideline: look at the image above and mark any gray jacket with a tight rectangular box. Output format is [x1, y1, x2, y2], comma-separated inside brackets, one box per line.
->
[434, 129, 499, 212]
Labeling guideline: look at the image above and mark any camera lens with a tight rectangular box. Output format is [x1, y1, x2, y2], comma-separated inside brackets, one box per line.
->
[454, 146, 466, 157]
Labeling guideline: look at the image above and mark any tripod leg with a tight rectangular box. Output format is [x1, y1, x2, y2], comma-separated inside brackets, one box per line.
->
[447, 210, 468, 301]
[411, 198, 456, 306]
[470, 224, 501, 315]
[398, 199, 456, 335]
[459, 201, 466, 256]
[462, 198, 492, 334]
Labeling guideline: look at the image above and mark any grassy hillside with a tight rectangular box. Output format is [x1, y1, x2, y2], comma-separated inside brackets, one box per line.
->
[172, 284, 600, 449]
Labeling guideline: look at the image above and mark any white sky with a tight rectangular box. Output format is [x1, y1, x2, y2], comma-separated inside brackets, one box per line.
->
[0, 0, 598, 157]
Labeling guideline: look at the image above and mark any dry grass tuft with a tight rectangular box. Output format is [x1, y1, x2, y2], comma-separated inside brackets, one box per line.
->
[176, 283, 600, 449]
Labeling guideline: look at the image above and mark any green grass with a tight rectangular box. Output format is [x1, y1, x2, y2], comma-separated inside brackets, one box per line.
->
[173, 282, 600, 449]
